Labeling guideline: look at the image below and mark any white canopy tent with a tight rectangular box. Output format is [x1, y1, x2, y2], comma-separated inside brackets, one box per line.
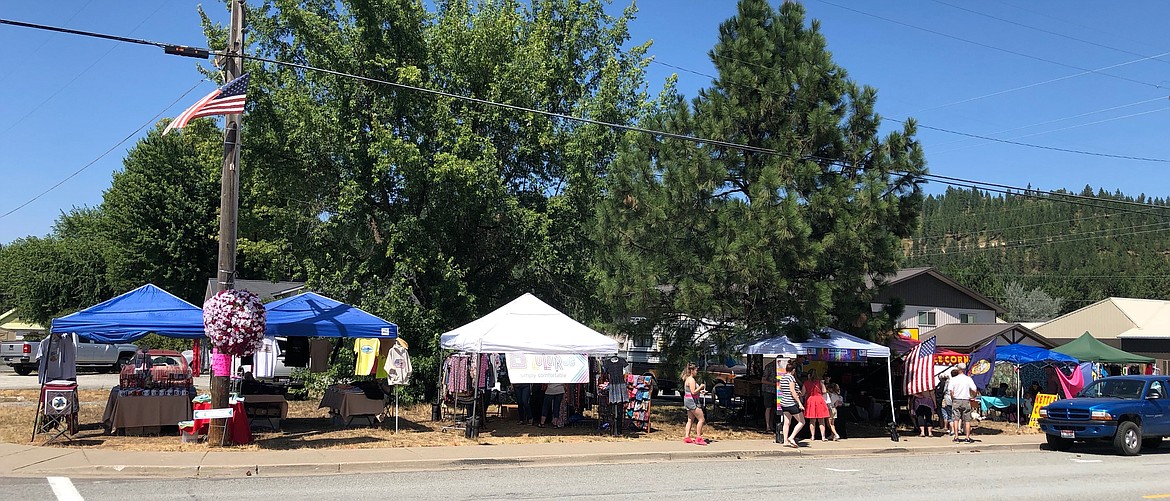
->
[439, 293, 618, 436]
[744, 328, 898, 427]
[440, 293, 618, 355]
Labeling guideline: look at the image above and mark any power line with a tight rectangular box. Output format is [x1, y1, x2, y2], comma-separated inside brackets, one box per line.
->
[811, 0, 1167, 90]
[0, 80, 208, 221]
[931, 97, 1166, 149]
[0, 0, 94, 86]
[932, 0, 1170, 65]
[910, 222, 1169, 258]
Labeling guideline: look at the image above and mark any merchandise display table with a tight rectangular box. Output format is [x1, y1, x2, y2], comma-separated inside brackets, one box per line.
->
[102, 388, 193, 435]
[192, 399, 251, 445]
[240, 394, 288, 430]
[319, 385, 384, 426]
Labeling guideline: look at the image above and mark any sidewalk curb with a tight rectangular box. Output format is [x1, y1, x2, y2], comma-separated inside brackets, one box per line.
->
[21, 441, 1043, 478]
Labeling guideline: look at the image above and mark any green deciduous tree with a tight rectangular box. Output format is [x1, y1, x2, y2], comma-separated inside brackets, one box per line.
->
[1001, 281, 1063, 322]
[595, 0, 926, 356]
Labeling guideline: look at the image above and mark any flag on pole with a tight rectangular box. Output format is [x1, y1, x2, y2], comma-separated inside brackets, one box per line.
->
[967, 338, 997, 390]
[163, 73, 250, 135]
[904, 336, 937, 395]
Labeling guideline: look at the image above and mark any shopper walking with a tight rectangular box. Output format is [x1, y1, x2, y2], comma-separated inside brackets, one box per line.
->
[936, 373, 954, 436]
[803, 371, 831, 441]
[681, 363, 708, 445]
[910, 390, 936, 437]
[947, 364, 979, 443]
[826, 383, 843, 441]
[779, 360, 806, 448]
[539, 382, 565, 428]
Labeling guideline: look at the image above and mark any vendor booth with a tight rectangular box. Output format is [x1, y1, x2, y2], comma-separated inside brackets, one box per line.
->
[263, 292, 403, 429]
[439, 293, 619, 437]
[51, 284, 206, 437]
[1053, 331, 1155, 365]
[743, 328, 896, 436]
[993, 344, 1078, 428]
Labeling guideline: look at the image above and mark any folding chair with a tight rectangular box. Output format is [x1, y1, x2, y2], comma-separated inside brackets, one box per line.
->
[32, 382, 78, 445]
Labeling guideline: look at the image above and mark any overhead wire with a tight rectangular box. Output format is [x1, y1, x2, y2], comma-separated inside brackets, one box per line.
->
[0, 80, 208, 221]
[930, 97, 1166, 149]
[810, 0, 1167, 90]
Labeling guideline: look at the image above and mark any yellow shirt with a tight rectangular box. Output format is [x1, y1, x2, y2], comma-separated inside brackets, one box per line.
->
[353, 338, 380, 376]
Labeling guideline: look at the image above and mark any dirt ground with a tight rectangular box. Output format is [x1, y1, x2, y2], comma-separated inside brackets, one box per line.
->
[0, 389, 1036, 451]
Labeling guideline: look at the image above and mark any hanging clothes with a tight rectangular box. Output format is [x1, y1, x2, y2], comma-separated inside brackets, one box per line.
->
[252, 337, 281, 378]
[309, 339, 331, 373]
[353, 338, 380, 376]
[38, 332, 77, 384]
[282, 337, 310, 368]
[384, 343, 413, 385]
[602, 356, 628, 403]
[375, 339, 394, 379]
[445, 355, 470, 394]
[1056, 364, 1086, 398]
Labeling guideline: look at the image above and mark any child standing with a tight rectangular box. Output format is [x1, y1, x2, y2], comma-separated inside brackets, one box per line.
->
[826, 383, 843, 440]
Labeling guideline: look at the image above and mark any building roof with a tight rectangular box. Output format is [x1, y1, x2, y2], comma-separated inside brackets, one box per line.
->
[0, 309, 45, 331]
[867, 267, 1006, 314]
[925, 323, 1054, 350]
[204, 279, 306, 303]
[1035, 297, 1170, 340]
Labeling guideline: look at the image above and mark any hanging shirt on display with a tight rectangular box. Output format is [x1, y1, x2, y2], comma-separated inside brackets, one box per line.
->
[282, 337, 310, 367]
[353, 338, 380, 376]
[253, 337, 281, 378]
[309, 338, 331, 373]
[375, 339, 394, 379]
[38, 333, 77, 385]
[384, 343, 413, 385]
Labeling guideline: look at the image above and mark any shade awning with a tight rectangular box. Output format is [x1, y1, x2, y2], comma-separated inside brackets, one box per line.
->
[264, 292, 397, 338]
[995, 344, 1078, 365]
[1053, 331, 1154, 364]
[439, 293, 618, 355]
[743, 328, 891, 359]
[51, 284, 206, 343]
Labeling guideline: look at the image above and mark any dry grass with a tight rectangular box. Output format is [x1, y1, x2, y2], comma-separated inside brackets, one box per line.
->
[0, 388, 1036, 451]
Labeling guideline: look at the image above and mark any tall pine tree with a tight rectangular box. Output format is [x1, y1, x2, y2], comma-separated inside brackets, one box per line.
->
[595, 0, 926, 358]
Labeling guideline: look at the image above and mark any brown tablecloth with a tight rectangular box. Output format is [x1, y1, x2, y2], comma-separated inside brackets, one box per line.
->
[319, 387, 384, 420]
[102, 389, 193, 433]
[241, 394, 289, 419]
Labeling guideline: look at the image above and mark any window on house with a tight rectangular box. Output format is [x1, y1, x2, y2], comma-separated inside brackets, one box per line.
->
[633, 336, 653, 348]
[960, 313, 977, 324]
[917, 311, 937, 326]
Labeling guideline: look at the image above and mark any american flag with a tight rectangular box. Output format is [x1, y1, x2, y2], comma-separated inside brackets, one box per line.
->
[163, 73, 250, 135]
[904, 336, 937, 395]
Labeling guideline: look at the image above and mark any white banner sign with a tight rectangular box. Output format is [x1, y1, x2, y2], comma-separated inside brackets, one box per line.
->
[193, 408, 234, 420]
[506, 354, 588, 383]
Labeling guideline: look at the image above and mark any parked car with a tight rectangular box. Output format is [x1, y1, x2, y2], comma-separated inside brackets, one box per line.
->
[1, 337, 137, 376]
[1038, 375, 1170, 456]
[704, 363, 747, 386]
[120, 349, 193, 387]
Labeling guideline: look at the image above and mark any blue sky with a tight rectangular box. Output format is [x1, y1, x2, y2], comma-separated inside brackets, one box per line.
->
[1, 1, 1167, 244]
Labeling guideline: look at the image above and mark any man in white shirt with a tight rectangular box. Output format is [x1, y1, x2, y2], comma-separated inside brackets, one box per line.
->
[947, 363, 979, 443]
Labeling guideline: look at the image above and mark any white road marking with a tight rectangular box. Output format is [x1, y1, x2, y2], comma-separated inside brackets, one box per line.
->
[1070, 459, 1102, 463]
[46, 476, 84, 501]
[825, 468, 861, 472]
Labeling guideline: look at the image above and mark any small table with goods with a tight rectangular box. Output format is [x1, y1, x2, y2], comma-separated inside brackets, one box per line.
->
[192, 395, 252, 445]
[240, 394, 289, 431]
[103, 386, 196, 435]
[320, 384, 385, 426]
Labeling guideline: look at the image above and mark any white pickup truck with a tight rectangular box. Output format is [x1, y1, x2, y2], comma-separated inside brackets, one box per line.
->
[1, 337, 138, 376]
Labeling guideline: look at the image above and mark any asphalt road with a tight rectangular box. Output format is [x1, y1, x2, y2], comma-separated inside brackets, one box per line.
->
[5, 448, 1170, 500]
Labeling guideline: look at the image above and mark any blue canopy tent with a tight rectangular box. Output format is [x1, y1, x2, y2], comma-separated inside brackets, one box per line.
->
[51, 284, 206, 343]
[993, 344, 1078, 429]
[264, 292, 397, 339]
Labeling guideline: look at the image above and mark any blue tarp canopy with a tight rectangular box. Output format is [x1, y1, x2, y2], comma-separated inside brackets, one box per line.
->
[264, 292, 397, 338]
[51, 284, 206, 343]
[995, 344, 1078, 365]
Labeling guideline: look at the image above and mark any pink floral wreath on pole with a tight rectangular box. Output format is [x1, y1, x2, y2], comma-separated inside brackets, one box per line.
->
[203, 289, 267, 358]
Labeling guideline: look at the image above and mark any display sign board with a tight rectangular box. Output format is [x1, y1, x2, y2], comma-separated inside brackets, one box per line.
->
[193, 407, 234, 420]
[806, 348, 866, 362]
[898, 328, 920, 341]
[1028, 393, 1058, 428]
[506, 354, 588, 383]
[935, 353, 970, 366]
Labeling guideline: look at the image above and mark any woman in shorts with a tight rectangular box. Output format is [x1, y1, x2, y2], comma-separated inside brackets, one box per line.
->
[779, 360, 806, 447]
[681, 363, 708, 445]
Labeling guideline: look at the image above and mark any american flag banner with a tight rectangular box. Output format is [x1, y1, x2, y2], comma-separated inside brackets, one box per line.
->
[163, 73, 250, 135]
[904, 336, 937, 395]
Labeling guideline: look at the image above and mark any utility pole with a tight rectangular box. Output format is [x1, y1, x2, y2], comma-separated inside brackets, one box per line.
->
[209, 0, 245, 447]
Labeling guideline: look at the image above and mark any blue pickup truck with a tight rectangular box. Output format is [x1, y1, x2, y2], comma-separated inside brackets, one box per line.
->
[1038, 375, 1170, 456]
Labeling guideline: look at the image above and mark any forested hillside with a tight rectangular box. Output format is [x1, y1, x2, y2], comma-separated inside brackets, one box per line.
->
[906, 186, 1170, 320]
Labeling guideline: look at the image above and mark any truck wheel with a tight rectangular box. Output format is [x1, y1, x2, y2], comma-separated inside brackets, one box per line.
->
[114, 353, 134, 371]
[13, 365, 33, 376]
[1046, 433, 1072, 452]
[1114, 421, 1142, 456]
[1142, 437, 1163, 449]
